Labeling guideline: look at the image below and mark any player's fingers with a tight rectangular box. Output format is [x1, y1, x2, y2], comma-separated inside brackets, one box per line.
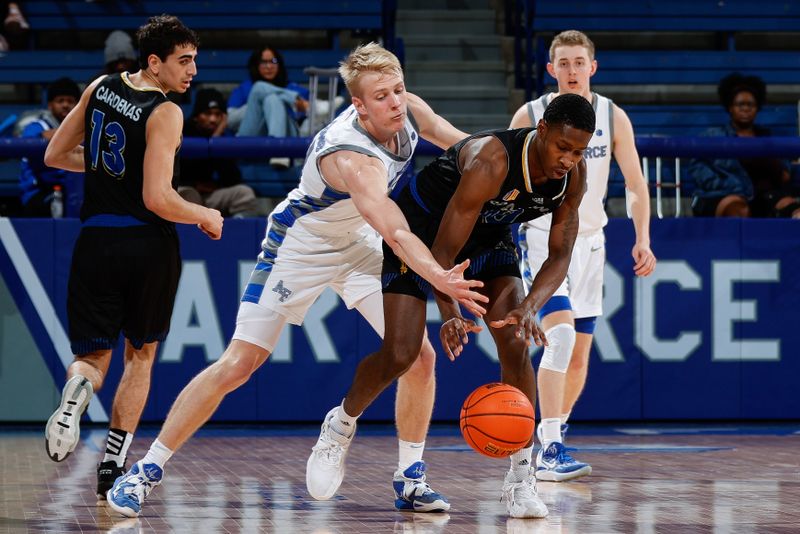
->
[459, 286, 489, 303]
[459, 297, 486, 317]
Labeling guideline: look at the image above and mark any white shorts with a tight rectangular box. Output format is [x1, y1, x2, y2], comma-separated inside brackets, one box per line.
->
[521, 227, 605, 319]
[232, 222, 384, 350]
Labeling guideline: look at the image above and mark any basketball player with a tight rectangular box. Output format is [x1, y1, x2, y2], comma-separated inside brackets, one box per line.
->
[308, 93, 596, 518]
[107, 42, 488, 518]
[43, 15, 223, 500]
[509, 30, 656, 481]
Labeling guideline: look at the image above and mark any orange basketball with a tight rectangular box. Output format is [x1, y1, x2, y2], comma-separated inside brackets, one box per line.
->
[460, 382, 535, 458]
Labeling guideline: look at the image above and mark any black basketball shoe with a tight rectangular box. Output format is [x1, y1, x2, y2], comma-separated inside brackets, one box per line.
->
[97, 460, 126, 500]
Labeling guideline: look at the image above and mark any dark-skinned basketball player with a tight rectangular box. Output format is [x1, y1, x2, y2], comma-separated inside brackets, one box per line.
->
[307, 93, 596, 518]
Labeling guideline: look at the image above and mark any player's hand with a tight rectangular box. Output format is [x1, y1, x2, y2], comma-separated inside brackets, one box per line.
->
[631, 242, 656, 277]
[439, 316, 483, 361]
[435, 259, 489, 317]
[489, 307, 547, 347]
[198, 208, 224, 240]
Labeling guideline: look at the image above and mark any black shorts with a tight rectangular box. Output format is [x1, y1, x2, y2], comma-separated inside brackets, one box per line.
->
[382, 187, 521, 300]
[67, 224, 181, 354]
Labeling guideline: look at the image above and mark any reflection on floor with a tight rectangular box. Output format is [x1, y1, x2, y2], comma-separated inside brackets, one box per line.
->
[1, 424, 799, 533]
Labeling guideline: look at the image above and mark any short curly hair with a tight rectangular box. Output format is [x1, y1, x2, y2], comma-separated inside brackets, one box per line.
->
[718, 72, 766, 111]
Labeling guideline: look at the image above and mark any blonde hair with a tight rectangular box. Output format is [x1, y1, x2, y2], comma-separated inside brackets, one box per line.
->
[549, 30, 595, 62]
[339, 42, 403, 96]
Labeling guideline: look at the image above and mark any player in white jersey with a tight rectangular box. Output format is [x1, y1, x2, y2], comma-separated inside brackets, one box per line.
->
[509, 30, 656, 481]
[107, 42, 488, 518]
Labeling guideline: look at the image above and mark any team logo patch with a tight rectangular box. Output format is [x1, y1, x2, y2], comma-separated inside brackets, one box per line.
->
[400, 261, 408, 275]
[503, 189, 520, 202]
[272, 280, 293, 302]
[596, 129, 603, 136]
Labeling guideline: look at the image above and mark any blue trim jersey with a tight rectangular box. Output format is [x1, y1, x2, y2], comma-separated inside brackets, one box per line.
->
[81, 73, 174, 227]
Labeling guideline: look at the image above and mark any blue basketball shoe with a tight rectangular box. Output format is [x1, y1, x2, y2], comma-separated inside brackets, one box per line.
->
[107, 460, 163, 517]
[393, 461, 450, 512]
[535, 441, 592, 482]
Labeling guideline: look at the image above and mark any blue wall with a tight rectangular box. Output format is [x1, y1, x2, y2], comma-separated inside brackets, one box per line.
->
[0, 218, 798, 423]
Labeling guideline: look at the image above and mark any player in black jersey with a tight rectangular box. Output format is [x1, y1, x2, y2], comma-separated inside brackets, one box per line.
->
[319, 93, 595, 518]
[42, 15, 223, 500]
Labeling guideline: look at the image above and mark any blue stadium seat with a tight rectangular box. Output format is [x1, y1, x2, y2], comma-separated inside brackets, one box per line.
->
[22, 1, 382, 31]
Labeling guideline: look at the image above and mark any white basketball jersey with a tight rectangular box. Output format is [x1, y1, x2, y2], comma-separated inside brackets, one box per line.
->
[526, 92, 613, 234]
[280, 104, 418, 237]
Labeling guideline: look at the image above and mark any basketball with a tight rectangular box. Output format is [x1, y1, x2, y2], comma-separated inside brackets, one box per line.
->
[460, 383, 535, 458]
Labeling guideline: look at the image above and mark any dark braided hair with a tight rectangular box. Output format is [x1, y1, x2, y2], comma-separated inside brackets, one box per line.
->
[543, 93, 596, 134]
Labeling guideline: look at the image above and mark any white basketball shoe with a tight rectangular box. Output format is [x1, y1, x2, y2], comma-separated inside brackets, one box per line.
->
[306, 406, 355, 500]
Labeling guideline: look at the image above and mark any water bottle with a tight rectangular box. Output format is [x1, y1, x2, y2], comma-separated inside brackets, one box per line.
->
[51, 185, 64, 219]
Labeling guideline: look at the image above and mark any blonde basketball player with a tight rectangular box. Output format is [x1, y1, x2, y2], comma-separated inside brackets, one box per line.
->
[509, 30, 656, 481]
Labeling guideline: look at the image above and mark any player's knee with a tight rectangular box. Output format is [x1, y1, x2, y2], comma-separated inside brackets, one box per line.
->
[382, 342, 420, 378]
[213, 352, 259, 391]
[404, 339, 436, 382]
[539, 323, 577, 373]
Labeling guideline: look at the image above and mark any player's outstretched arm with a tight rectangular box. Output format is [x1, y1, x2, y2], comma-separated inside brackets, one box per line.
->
[407, 92, 469, 149]
[613, 105, 656, 277]
[490, 159, 587, 344]
[45, 77, 106, 172]
[143, 102, 223, 239]
[328, 151, 488, 316]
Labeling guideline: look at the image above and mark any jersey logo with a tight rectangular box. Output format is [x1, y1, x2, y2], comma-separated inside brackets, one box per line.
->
[503, 189, 520, 202]
[399, 261, 408, 275]
[532, 197, 543, 204]
[272, 280, 293, 302]
[596, 129, 603, 136]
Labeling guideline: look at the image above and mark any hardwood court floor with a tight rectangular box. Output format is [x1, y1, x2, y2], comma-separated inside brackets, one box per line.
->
[1, 424, 799, 533]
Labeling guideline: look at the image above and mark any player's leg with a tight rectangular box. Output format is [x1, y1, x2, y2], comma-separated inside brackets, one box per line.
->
[562, 329, 593, 422]
[96, 340, 158, 499]
[45, 350, 112, 463]
[521, 224, 585, 479]
[350, 289, 448, 511]
[482, 275, 548, 519]
[307, 291, 429, 501]
[46, 227, 120, 463]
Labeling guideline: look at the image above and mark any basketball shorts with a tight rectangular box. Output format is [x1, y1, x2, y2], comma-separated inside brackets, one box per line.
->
[67, 225, 181, 354]
[382, 187, 521, 301]
[521, 226, 604, 319]
[238, 221, 383, 327]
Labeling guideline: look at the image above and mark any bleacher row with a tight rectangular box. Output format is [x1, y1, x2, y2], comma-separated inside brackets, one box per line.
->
[1, 0, 798, 214]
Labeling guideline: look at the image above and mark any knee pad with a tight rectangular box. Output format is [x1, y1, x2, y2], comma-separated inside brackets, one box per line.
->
[539, 323, 576, 373]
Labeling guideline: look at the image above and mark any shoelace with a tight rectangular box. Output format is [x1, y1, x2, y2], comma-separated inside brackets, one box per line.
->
[502, 477, 536, 505]
[405, 478, 434, 498]
[311, 431, 346, 465]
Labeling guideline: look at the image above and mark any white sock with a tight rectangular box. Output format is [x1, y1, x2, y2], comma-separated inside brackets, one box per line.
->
[540, 418, 562, 448]
[330, 400, 359, 438]
[102, 428, 133, 467]
[509, 446, 534, 481]
[141, 439, 173, 470]
[398, 440, 425, 471]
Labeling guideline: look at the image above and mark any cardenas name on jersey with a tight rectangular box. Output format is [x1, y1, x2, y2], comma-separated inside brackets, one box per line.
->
[95, 86, 143, 121]
[527, 92, 613, 235]
[288, 105, 419, 236]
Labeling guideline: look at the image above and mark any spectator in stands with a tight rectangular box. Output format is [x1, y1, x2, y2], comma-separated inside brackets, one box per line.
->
[689, 73, 800, 218]
[103, 30, 138, 75]
[179, 88, 257, 217]
[0, 2, 29, 51]
[227, 45, 310, 168]
[18, 77, 82, 217]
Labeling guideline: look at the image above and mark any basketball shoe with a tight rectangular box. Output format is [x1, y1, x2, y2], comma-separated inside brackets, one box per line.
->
[97, 460, 127, 500]
[306, 406, 354, 500]
[535, 441, 592, 482]
[392, 461, 450, 512]
[502, 470, 549, 518]
[107, 460, 163, 518]
[45, 375, 93, 462]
